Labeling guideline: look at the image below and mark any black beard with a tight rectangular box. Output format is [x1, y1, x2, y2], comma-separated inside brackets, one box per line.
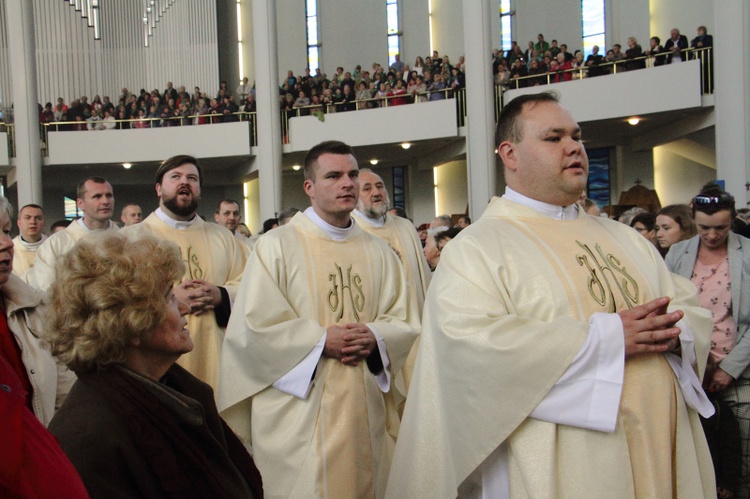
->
[163, 193, 199, 218]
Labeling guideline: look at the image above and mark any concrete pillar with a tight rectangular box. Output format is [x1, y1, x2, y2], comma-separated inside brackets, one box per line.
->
[714, 1, 750, 207]
[462, 0, 497, 218]
[6, 0, 42, 206]
[252, 0, 283, 219]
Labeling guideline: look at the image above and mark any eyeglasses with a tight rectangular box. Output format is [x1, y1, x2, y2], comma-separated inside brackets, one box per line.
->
[692, 193, 734, 206]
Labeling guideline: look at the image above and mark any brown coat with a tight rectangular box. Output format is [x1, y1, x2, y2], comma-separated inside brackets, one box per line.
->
[49, 364, 262, 499]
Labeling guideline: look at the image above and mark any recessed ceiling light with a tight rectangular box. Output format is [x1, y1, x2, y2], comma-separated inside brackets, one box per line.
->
[123, 163, 132, 169]
[627, 117, 640, 126]
[401, 143, 411, 150]
[292, 164, 301, 171]
[370, 159, 378, 165]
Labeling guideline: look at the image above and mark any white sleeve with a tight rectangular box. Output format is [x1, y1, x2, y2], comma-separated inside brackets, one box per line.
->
[664, 319, 714, 418]
[529, 312, 624, 433]
[272, 334, 326, 399]
[366, 324, 391, 392]
[271, 326, 393, 398]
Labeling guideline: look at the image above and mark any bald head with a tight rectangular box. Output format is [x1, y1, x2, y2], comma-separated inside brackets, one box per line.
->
[357, 169, 390, 219]
[120, 204, 142, 226]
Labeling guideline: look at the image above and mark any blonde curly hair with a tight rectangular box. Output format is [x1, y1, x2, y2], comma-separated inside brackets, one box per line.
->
[46, 232, 185, 373]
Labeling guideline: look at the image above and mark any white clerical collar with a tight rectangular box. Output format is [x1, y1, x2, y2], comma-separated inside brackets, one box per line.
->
[155, 207, 198, 230]
[19, 233, 46, 249]
[77, 218, 114, 231]
[503, 187, 580, 220]
[353, 208, 385, 228]
[304, 207, 354, 240]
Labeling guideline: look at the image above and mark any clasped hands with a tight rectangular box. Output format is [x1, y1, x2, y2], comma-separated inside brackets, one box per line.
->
[173, 279, 222, 315]
[619, 296, 683, 359]
[323, 323, 377, 366]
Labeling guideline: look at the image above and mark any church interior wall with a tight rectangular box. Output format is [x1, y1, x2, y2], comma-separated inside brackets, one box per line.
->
[217, 0, 240, 91]
[243, 176, 260, 234]
[435, 159, 468, 219]
[607, 0, 651, 50]
[653, 146, 717, 206]
[429, 0, 464, 59]
[319, 0, 387, 80]
[410, 166, 436, 226]
[238, 0, 255, 84]
[281, 170, 311, 221]
[514, 0, 582, 55]
[401, 0, 431, 64]
[275, 2, 308, 79]
[649, 0, 714, 44]
[614, 147, 656, 200]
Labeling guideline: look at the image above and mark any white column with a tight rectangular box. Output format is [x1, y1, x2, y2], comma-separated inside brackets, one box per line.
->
[6, 0, 42, 206]
[714, 1, 750, 207]
[462, 0, 497, 218]
[252, 0, 283, 219]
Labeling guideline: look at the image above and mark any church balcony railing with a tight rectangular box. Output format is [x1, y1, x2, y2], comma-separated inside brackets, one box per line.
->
[500, 47, 713, 95]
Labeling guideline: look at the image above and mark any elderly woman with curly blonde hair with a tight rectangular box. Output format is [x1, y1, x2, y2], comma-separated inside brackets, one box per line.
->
[47, 232, 263, 498]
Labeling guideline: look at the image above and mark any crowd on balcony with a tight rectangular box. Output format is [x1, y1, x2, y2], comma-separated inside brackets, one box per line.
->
[14, 23, 711, 134]
[279, 51, 466, 118]
[36, 81, 258, 132]
[496, 25, 712, 89]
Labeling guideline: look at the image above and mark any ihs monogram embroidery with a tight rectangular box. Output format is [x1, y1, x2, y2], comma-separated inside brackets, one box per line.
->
[576, 242, 639, 312]
[182, 246, 204, 279]
[328, 263, 365, 321]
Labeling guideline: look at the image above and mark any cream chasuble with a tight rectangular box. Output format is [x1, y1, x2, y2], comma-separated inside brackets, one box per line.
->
[352, 211, 431, 314]
[121, 213, 246, 390]
[25, 220, 119, 293]
[12, 234, 45, 277]
[352, 211, 431, 393]
[386, 196, 715, 499]
[219, 212, 419, 499]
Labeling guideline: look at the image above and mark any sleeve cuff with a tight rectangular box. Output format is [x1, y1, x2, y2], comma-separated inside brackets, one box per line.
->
[367, 324, 391, 392]
[271, 333, 326, 399]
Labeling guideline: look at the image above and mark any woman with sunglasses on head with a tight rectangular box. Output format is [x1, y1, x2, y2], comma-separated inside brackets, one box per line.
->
[666, 185, 750, 498]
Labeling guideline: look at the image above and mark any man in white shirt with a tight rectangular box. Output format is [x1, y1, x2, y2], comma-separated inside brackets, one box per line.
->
[12, 204, 46, 276]
[386, 92, 715, 498]
[236, 77, 251, 102]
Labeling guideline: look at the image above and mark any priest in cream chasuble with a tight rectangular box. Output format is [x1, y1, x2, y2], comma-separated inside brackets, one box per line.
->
[387, 196, 715, 499]
[386, 94, 714, 499]
[219, 142, 418, 499]
[121, 155, 246, 391]
[352, 169, 431, 394]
